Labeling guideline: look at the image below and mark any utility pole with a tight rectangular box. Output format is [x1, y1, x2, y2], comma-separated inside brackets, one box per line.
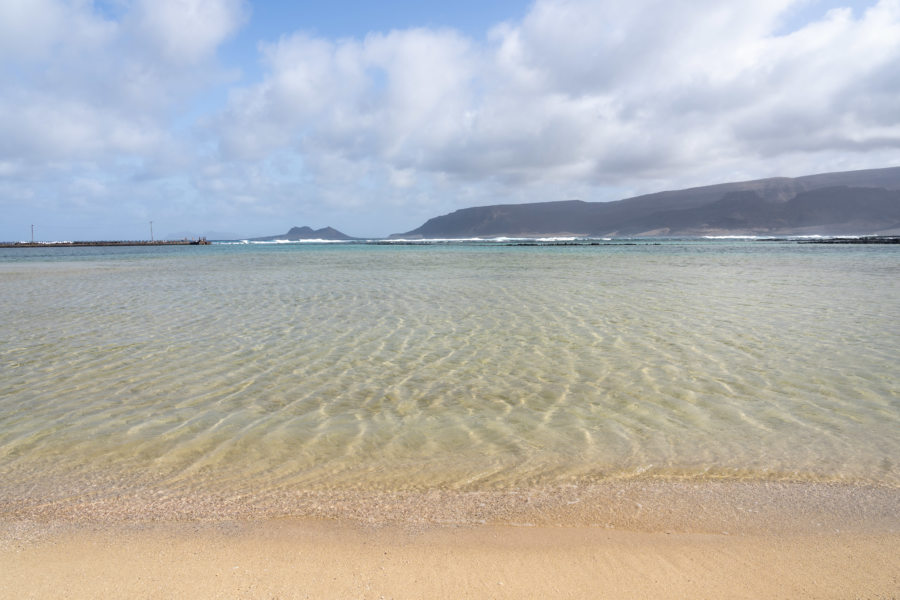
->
[31, 224, 34, 243]
[150, 221, 154, 242]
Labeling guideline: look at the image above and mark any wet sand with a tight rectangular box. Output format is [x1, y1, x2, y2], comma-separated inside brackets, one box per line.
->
[2, 481, 898, 599]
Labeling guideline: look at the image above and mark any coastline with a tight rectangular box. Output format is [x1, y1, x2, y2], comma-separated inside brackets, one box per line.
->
[4, 479, 899, 534]
[3, 480, 898, 598]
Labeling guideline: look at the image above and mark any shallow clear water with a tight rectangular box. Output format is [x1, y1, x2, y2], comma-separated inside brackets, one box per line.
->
[1, 241, 898, 504]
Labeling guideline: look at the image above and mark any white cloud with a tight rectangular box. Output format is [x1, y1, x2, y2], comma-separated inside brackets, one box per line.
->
[0, 0, 91, 62]
[214, 0, 900, 211]
[216, 28, 477, 161]
[3, 0, 900, 239]
[0, 0, 247, 240]
[0, 0, 245, 165]
[132, 0, 247, 64]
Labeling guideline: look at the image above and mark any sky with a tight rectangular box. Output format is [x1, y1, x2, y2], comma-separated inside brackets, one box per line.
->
[2, 0, 899, 240]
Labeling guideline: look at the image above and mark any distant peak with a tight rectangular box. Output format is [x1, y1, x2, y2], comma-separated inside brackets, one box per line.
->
[249, 225, 357, 241]
[286, 226, 315, 235]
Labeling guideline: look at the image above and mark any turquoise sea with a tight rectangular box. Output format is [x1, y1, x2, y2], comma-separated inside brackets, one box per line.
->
[1, 239, 898, 522]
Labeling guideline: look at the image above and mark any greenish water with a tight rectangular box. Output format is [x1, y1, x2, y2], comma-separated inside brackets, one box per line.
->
[1, 241, 898, 509]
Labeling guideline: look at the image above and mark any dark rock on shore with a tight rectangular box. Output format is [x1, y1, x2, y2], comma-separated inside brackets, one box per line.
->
[801, 236, 900, 244]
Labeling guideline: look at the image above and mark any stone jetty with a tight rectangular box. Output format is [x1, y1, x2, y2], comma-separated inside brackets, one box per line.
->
[0, 238, 211, 248]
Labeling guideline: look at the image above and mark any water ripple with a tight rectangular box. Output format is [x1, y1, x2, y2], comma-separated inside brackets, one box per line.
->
[1, 243, 898, 499]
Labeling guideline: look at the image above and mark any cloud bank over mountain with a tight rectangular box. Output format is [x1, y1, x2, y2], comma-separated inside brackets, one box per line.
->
[2, 0, 899, 239]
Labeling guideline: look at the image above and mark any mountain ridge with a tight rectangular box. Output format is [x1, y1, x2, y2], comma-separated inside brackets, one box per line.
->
[392, 166, 900, 238]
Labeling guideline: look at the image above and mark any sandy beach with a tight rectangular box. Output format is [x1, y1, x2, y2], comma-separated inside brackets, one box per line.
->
[2, 518, 898, 599]
[2, 481, 899, 599]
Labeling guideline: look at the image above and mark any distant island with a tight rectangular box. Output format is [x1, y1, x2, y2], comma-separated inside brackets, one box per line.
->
[249, 226, 357, 241]
[391, 166, 900, 238]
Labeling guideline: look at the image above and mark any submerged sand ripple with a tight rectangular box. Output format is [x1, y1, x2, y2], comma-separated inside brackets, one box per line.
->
[3, 480, 898, 539]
